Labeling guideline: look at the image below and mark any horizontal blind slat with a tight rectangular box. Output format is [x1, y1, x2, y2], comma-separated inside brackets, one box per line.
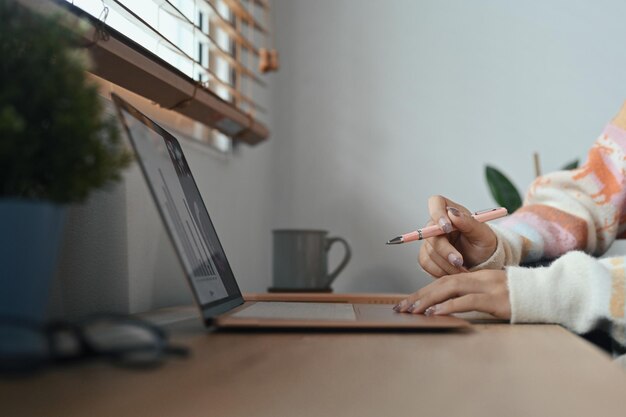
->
[106, 0, 264, 113]
[201, 0, 258, 55]
[221, 0, 266, 33]
[157, 1, 265, 86]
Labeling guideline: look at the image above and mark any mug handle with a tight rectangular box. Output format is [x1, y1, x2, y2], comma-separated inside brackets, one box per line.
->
[324, 237, 352, 287]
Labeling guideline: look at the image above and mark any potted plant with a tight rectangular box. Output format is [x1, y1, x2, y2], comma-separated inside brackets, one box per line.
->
[0, 0, 132, 343]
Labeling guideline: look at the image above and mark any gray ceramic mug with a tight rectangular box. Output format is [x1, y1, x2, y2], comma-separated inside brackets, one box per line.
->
[272, 230, 352, 291]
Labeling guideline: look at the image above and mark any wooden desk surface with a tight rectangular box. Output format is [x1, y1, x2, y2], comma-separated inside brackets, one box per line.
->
[3, 306, 626, 417]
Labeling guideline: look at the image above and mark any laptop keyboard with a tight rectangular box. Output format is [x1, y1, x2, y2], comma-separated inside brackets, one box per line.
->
[231, 302, 357, 321]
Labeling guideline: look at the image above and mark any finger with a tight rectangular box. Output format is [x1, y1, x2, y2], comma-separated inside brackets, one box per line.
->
[422, 240, 464, 276]
[427, 195, 454, 234]
[418, 246, 449, 278]
[394, 287, 427, 313]
[446, 206, 495, 246]
[397, 271, 470, 313]
[427, 294, 491, 316]
[427, 235, 464, 269]
[427, 195, 473, 232]
[394, 274, 439, 312]
[409, 273, 488, 314]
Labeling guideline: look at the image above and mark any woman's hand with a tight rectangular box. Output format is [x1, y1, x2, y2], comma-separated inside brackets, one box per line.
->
[393, 269, 511, 319]
[418, 195, 498, 277]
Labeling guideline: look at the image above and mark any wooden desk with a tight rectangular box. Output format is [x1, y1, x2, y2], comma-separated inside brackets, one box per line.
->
[3, 306, 626, 417]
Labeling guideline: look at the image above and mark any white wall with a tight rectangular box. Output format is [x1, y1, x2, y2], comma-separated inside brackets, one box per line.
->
[269, 0, 626, 293]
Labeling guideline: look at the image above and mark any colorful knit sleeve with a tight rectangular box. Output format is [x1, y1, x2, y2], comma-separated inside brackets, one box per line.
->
[476, 124, 626, 269]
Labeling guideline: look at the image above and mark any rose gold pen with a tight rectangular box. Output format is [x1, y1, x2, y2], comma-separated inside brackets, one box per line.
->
[386, 207, 508, 245]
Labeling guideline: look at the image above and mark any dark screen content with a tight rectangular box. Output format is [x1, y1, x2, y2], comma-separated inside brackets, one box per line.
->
[118, 102, 241, 307]
[161, 135, 241, 298]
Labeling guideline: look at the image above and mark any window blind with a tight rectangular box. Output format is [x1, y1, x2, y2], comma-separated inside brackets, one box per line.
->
[20, 0, 274, 145]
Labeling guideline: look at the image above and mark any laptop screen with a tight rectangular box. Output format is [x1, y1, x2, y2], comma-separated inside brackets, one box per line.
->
[112, 94, 243, 320]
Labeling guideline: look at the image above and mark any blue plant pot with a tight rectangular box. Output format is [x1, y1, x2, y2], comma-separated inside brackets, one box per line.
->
[0, 199, 66, 355]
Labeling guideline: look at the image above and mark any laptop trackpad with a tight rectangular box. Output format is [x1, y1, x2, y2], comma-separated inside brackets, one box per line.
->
[232, 302, 357, 321]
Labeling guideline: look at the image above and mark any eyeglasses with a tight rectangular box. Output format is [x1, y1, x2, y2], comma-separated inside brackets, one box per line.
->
[0, 313, 189, 375]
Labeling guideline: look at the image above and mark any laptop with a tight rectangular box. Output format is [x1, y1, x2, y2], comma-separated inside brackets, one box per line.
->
[111, 93, 469, 330]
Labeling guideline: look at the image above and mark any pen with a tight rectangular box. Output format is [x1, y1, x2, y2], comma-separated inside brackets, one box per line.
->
[386, 207, 508, 245]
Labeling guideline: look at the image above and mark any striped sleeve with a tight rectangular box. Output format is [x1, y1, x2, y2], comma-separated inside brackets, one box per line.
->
[478, 124, 626, 269]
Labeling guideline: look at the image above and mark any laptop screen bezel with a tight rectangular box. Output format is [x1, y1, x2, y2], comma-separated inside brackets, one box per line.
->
[111, 93, 244, 323]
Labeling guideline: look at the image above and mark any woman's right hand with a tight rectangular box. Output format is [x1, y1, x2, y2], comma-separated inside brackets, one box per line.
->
[418, 195, 498, 277]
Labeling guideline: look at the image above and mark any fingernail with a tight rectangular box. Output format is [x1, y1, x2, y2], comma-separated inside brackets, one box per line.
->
[448, 253, 463, 268]
[407, 300, 420, 313]
[409, 300, 420, 314]
[447, 206, 461, 217]
[438, 216, 452, 233]
[424, 305, 438, 316]
[392, 303, 402, 312]
[395, 300, 408, 312]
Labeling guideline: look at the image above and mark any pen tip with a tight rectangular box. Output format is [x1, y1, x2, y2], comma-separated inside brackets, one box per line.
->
[386, 236, 403, 245]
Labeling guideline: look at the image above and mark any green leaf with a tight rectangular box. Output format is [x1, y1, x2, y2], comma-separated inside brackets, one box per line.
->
[561, 159, 579, 170]
[485, 165, 522, 213]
